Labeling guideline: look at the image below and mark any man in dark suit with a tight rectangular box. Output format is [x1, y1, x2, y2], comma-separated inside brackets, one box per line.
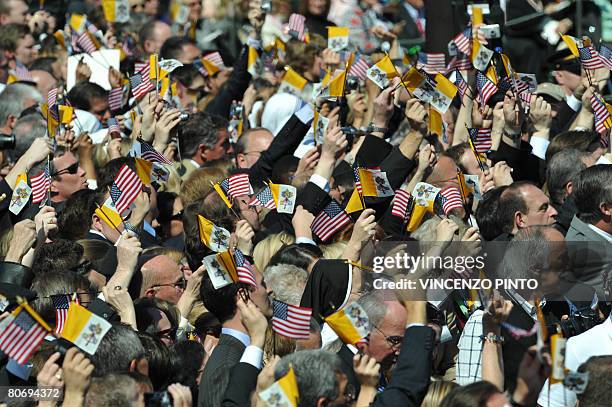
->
[198, 262, 272, 407]
[566, 165, 612, 303]
[394, 0, 426, 48]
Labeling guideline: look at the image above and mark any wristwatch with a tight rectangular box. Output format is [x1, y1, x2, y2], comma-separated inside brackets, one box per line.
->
[367, 123, 387, 134]
[480, 333, 504, 344]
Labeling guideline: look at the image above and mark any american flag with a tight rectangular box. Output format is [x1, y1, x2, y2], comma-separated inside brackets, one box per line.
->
[311, 200, 351, 242]
[599, 44, 612, 70]
[110, 164, 142, 214]
[134, 62, 149, 75]
[51, 294, 79, 334]
[519, 92, 533, 107]
[30, 165, 50, 204]
[451, 26, 472, 55]
[353, 167, 362, 195]
[76, 32, 98, 54]
[48, 88, 59, 121]
[13, 65, 33, 82]
[497, 77, 513, 94]
[0, 306, 48, 364]
[450, 69, 469, 99]
[349, 55, 370, 81]
[234, 249, 257, 286]
[193, 60, 208, 77]
[578, 46, 605, 70]
[203, 52, 225, 69]
[272, 300, 312, 340]
[249, 186, 275, 209]
[219, 173, 252, 199]
[287, 13, 306, 42]
[140, 139, 172, 165]
[446, 55, 473, 73]
[107, 117, 121, 136]
[439, 187, 463, 215]
[475, 71, 498, 105]
[130, 73, 154, 99]
[417, 52, 446, 74]
[591, 94, 612, 141]
[468, 128, 492, 152]
[108, 87, 123, 112]
[391, 189, 412, 220]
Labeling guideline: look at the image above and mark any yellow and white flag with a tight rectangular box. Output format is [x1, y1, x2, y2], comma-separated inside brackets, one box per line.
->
[247, 46, 260, 76]
[561, 35, 582, 57]
[258, 366, 299, 407]
[278, 67, 308, 95]
[95, 197, 123, 230]
[102, 0, 130, 23]
[328, 27, 349, 52]
[198, 215, 231, 252]
[471, 41, 494, 72]
[61, 302, 112, 355]
[430, 73, 458, 114]
[203, 253, 234, 289]
[411, 182, 440, 213]
[358, 168, 394, 197]
[270, 183, 297, 214]
[325, 302, 370, 346]
[366, 55, 397, 89]
[134, 157, 152, 184]
[9, 173, 31, 215]
[407, 204, 427, 232]
[345, 189, 364, 214]
[401, 67, 426, 92]
[69, 14, 87, 33]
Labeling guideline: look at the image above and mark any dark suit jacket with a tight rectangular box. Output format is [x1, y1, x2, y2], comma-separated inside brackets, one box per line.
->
[566, 216, 612, 302]
[394, 4, 425, 47]
[500, 303, 537, 393]
[198, 334, 246, 407]
[371, 326, 436, 406]
[221, 362, 260, 406]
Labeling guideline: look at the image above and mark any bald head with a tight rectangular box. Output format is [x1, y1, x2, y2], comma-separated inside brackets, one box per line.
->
[236, 128, 274, 169]
[30, 70, 58, 99]
[140, 255, 183, 304]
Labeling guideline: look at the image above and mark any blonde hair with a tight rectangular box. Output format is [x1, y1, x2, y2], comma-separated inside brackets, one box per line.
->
[320, 240, 348, 259]
[180, 167, 228, 206]
[252, 231, 295, 272]
[93, 136, 133, 171]
[421, 380, 458, 407]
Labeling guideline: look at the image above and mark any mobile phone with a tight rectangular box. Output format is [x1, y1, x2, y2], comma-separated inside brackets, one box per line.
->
[144, 391, 173, 407]
[261, 0, 272, 12]
[480, 24, 501, 39]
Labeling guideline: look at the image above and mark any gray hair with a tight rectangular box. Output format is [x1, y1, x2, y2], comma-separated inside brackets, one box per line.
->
[85, 373, 139, 407]
[264, 264, 308, 305]
[0, 84, 42, 125]
[88, 325, 146, 377]
[502, 226, 555, 281]
[13, 114, 46, 159]
[573, 165, 612, 224]
[546, 149, 589, 206]
[274, 350, 342, 406]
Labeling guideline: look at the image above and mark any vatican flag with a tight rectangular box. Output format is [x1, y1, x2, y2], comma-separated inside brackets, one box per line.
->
[328, 27, 349, 52]
[270, 183, 297, 214]
[430, 73, 458, 114]
[366, 55, 397, 89]
[95, 197, 123, 230]
[102, 0, 130, 23]
[61, 302, 112, 355]
[258, 366, 299, 407]
[411, 182, 440, 213]
[325, 302, 370, 346]
[198, 215, 230, 252]
[358, 168, 394, 198]
[278, 67, 308, 95]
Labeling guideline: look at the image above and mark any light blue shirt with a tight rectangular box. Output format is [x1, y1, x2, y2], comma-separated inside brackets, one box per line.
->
[221, 327, 250, 347]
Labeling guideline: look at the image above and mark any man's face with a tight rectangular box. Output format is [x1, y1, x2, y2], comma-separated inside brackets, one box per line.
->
[16, 35, 36, 66]
[460, 150, 483, 176]
[203, 128, 231, 161]
[143, 0, 159, 16]
[207, 69, 231, 95]
[517, 185, 558, 229]
[144, 255, 184, 304]
[147, 22, 171, 54]
[367, 301, 407, 371]
[51, 152, 88, 201]
[553, 70, 581, 94]
[237, 129, 273, 169]
[248, 268, 272, 317]
[2, 0, 28, 24]
[237, 197, 262, 230]
[90, 97, 111, 122]
[179, 75, 205, 110]
[31, 70, 58, 98]
[185, 0, 202, 21]
[179, 43, 201, 64]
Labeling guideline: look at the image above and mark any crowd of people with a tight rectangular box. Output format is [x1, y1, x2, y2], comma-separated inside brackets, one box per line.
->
[0, 0, 611, 406]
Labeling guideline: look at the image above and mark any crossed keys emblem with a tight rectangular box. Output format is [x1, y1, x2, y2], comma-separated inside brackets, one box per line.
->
[10, 187, 29, 207]
[374, 176, 389, 194]
[280, 189, 294, 209]
[82, 322, 104, 347]
[212, 229, 228, 249]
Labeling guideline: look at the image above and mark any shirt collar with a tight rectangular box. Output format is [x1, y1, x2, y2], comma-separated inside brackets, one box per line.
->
[403, 3, 420, 20]
[221, 327, 250, 347]
[586, 224, 612, 243]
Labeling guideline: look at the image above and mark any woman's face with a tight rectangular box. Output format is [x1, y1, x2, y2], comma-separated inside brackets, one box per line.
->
[169, 197, 184, 237]
[308, 0, 326, 16]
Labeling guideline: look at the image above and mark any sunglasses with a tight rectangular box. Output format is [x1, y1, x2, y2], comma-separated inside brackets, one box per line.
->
[51, 162, 79, 177]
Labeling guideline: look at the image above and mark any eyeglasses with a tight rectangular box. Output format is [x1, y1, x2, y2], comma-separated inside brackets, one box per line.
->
[373, 325, 403, 348]
[152, 278, 186, 291]
[51, 162, 79, 177]
[155, 327, 178, 341]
